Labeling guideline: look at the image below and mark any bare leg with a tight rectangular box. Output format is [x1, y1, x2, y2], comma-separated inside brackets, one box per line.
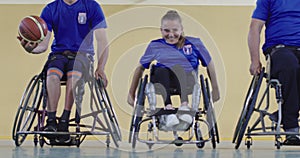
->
[64, 76, 81, 111]
[46, 75, 61, 112]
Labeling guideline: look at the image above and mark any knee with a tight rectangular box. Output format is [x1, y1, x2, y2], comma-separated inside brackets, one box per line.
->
[47, 75, 61, 85]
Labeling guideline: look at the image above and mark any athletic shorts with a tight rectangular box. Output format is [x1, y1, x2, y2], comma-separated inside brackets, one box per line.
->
[46, 52, 92, 80]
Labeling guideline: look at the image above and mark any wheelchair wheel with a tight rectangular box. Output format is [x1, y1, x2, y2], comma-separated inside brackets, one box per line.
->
[129, 75, 148, 148]
[232, 69, 265, 149]
[12, 75, 42, 146]
[200, 75, 219, 149]
[95, 78, 121, 148]
[205, 78, 220, 147]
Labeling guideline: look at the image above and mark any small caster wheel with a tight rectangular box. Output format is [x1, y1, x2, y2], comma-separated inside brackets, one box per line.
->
[175, 137, 183, 146]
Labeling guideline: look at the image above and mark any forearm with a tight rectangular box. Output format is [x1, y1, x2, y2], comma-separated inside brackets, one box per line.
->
[95, 29, 109, 71]
[129, 65, 145, 95]
[31, 44, 48, 54]
[31, 31, 51, 54]
[206, 61, 219, 91]
[248, 19, 264, 64]
[97, 46, 109, 71]
[248, 28, 261, 64]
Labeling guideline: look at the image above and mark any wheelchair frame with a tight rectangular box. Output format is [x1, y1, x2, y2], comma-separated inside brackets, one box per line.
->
[12, 58, 121, 148]
[129, 74, 219, 149]
[232, 54, 297, 149]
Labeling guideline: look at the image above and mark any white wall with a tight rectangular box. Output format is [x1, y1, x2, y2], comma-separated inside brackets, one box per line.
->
[0, 0, 256, 6]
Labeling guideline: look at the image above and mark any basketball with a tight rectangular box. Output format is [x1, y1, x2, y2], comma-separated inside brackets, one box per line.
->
[18, 15, 48, 43]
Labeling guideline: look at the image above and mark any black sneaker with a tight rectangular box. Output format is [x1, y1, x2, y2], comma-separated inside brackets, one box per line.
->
[55, 119, 71, 143]
[43, 119, 57, 140]
[283, 135, 300, 145]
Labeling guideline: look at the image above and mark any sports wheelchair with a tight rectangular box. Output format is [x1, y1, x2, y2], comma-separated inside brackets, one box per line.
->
[12, 53, 121, 148]
[129, 67, 220, 149]
[232, 54, 299, 149]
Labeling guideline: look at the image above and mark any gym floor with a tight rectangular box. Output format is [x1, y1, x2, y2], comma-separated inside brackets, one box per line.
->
[3, 140, 300, 158]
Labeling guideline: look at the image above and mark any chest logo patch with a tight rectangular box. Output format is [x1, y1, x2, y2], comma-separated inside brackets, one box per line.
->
[78, 12, 87, 24]
[183, 44, 192, 55]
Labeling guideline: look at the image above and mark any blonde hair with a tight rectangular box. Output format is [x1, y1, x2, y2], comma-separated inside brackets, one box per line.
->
[161, 10, 185, 49]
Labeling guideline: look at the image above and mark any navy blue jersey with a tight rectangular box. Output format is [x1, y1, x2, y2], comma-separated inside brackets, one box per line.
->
[41, 0, 107, 55]
[140, 36, 211, 72]
[252, 0, 300, 51]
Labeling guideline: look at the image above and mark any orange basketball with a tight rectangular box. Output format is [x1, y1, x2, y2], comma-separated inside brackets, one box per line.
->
[18, 15, 48, 43]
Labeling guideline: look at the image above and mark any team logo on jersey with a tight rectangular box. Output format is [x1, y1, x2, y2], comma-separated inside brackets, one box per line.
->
[78, 12, 87, 24]
[183, 44, 192, 55]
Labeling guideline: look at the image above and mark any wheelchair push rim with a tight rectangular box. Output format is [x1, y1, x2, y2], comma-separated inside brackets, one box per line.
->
[96, 78, 122, 141]
[12, 75, 42, 146]
[200, 74, 219, 149]
[232, 68, 265, 149]
[129, 76, 148, 148]
[94, 78, 121, 148]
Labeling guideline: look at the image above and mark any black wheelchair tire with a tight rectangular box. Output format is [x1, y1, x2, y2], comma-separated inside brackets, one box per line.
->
[12, 75, 42, 146]
[129, 76, 147, 148]
[96, 79, 122, 141]
[94, 79, 120, 148]
[205, 78, 220, 145]
[233, 70, 264, 149]
[200, 75, 218, 149]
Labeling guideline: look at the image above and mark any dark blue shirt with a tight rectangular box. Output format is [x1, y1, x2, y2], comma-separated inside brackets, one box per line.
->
[41, 0, 107, 55]
[140, 36, 211, 72]
[252, 0, 300, 51]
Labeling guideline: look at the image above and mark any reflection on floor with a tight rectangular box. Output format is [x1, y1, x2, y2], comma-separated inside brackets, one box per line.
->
[3, 140, 300, 158]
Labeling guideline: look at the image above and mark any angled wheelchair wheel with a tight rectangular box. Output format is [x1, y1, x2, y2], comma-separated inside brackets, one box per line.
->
[95, 78, 121, 148]
[205, 78, 220, 145]
[232, 69, 265, 149]
[12, 75, 43, 146]
[200, 75, 219, 149]
[129, 75, 148, 149]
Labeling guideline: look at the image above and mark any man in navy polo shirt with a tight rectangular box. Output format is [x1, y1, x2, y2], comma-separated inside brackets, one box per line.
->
[19, 0, 109, 143]
[248, 0, 300, 144]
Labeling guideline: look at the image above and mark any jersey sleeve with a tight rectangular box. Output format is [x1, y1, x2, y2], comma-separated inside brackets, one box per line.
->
[252, 0, 270, 21]
[139, 42, 156, 69]
[193, 38, 211, 67]
[40, 5, 53, 32]
[89, 1, 107, 29]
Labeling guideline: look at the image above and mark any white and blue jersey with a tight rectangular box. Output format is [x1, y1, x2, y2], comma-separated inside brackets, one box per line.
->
[41, 0, 107, 55]
[140, 36, 211, 72]
[252, 0, 300, 51]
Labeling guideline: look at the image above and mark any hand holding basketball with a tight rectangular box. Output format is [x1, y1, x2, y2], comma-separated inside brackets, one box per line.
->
[18, 37, 39, 53]
[18, 15, 48, 53]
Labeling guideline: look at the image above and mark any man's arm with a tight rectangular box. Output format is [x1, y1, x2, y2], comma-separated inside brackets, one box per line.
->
[18, 30, 51, 54]
[248, 18, 265, 75]
[94, 28, 109, 86]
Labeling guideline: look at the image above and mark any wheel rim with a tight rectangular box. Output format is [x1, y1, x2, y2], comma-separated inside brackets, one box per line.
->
[13, 75, 42, 146]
